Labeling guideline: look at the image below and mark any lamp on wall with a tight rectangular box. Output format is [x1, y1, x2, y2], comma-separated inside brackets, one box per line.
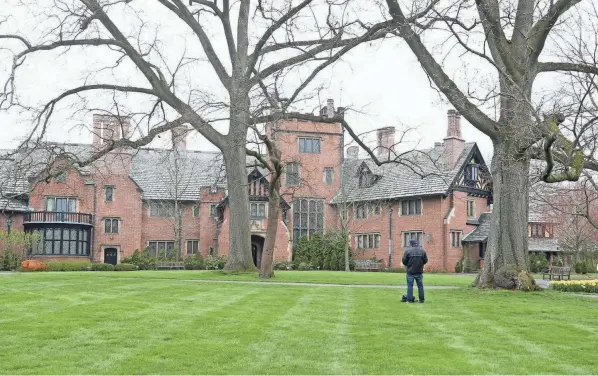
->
[426, 234, 432, 243]
[6, 218, 13, 234]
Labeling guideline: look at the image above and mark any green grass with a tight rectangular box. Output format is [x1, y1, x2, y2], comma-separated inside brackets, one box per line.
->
[1, 273, 597, 374]
[10, 270, 476, 287]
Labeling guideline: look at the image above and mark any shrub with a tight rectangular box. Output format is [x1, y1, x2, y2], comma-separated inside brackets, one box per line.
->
[274, 261, 293, 270]
[574, 260, 595, 274]
[529, 253, 549, 273]
[47, 261, 92, 271]
[205, 255, 227, 270]
[293, 232, 353, 271]
[184, 253, 205, 270]
[552, 279, 598, 293]
[0, 250, 20, 271]
[122, 249, 156, 270]
[385, 267, 406, 273]
[91, 263, 115, 271]
[114, 263, 137, 271]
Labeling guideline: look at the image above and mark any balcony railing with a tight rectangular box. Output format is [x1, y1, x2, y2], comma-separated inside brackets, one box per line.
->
[24, 211, 93, 225]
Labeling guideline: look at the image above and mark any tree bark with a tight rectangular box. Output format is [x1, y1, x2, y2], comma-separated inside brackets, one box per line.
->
[344, 231, 350, 272]
[222, 92, 255, 271]
[477, 141, 537, 290]
[260, 185, 280, 278]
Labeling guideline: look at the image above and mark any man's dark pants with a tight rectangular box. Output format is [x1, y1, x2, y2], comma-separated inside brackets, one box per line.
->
[406, 273, 424, 302]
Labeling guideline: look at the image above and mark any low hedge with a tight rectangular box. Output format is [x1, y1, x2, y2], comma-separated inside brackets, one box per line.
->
[114, 263, 137, 271]
[47, 261, 92, 271]
[551, 279, 598, 293]
[91, 263, 115, 271]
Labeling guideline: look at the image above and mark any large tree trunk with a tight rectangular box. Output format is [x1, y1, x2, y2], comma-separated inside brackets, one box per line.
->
[223, 92, 255, 271]
[477, 141, 537, 290]
[260, 186, 280, 278]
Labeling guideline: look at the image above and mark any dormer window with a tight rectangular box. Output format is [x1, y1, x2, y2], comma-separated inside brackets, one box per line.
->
[465, 159, 479, 182]
[359, 170, 377, 188]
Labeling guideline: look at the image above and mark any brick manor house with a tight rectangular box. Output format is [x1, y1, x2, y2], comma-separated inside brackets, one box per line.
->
[0, 101, 495, 271]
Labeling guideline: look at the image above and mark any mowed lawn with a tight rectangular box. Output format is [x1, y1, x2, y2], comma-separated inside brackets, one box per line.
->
[1, 273, 598, 374]
[15, 270, 476, 287]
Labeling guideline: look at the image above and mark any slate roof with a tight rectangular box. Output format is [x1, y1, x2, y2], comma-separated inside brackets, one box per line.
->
[528, 237, 560, 252]
[331, 143, 476, 204]
[0, 143, 227, 205]
[131, 149, 225, 201]
[462, 212, 492, 243]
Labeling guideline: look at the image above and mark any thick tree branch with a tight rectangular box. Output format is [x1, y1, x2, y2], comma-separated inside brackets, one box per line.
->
[386, 0, 499, 138]
[537, 62, 598, 75]
[246, 0, 312, 76]
[528, 0, 582, 63]
[158, 0, 232, 89]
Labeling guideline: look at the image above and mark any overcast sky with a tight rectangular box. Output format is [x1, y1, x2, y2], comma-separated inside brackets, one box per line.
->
[2, 0, 556, 163]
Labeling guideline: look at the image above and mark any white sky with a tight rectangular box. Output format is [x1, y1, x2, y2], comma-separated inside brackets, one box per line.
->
[1, 0, 579, 163]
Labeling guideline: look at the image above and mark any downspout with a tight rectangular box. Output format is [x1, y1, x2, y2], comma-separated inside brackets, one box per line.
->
[85, 182, 97, 262]
[442, 193, 454, 272]
[388, 207, 393, 267]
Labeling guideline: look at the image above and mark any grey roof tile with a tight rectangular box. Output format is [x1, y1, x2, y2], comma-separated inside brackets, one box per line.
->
[462, 212, 491, 243]
[528, 237, 559, 252]
[331, 143, 475, 203]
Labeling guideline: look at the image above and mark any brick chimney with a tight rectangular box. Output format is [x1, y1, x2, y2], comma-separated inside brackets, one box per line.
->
[93, 114, 131, 150]
[320, 98, 336, 118]
[347, 146, 359, 159]
[171, 125, 190, 151]
[443, 110, 465, 169]
[91, 114, 133, 175]
[376, 127, 395, 161]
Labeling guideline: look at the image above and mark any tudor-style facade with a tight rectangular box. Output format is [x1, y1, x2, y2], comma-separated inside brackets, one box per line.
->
[1, 105, 493, 271]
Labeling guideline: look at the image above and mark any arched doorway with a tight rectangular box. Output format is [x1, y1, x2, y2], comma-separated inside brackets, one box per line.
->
[104, 248, 118, 265]
[251, 235, 265, 267]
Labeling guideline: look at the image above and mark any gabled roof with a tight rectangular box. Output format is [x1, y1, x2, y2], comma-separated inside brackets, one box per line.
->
[529, 237, 559, 252]
[0, 143, 227, 204]
[131, 149, 225, 201]
[331, 142, 477, 203]
[462, 212, 492, 243]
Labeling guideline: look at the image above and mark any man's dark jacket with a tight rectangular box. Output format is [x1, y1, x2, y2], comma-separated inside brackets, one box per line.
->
[402, 246, 428, 275]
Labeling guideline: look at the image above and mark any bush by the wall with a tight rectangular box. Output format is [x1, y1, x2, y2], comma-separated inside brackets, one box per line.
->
[293, 232, 353, 271]
[122, 249, 156, 270]
[184, 253, 205, 270]
[91, 263, 115, 271]
[551, 279, 598, 293]
[114, 263, 137, 271]
[574, 260, 595, 274]
[274, 261, 294, 270]
[529, 253, 549, 273]
[0, 250, 20, 271]
[205, 255, 227, 270]
[385, 267, 406, 273]
[47, 261, 92, 271]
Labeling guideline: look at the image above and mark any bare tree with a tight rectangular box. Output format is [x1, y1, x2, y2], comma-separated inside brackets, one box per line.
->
[0, 0, 401, 271]
[375, 0, 598, 288]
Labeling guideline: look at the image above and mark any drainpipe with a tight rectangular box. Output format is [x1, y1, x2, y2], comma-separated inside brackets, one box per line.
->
[442, 193, 454, 272]
[388, 206, 393, 268]
[85, 182, 97, 261]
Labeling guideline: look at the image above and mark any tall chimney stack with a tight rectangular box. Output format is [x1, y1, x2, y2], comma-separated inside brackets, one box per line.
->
[376, 127, 395, 161]
[326, 98, 335, 119]
[443, 110, 465, 169]
[347, 146, 359, 159]
[171, 125, 190, 151]
[93, 114, 131, 151]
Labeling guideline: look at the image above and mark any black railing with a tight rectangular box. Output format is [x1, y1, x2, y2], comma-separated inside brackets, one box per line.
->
[24, 211, 93, 225]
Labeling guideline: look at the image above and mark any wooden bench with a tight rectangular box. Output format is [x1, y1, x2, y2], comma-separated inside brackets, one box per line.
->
[542, 266, 571, 281]
[155, 261, 185, 270]
[355, 260, 382, 272]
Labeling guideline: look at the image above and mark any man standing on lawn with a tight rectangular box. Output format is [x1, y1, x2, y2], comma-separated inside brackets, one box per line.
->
[401, 239, 428, 303]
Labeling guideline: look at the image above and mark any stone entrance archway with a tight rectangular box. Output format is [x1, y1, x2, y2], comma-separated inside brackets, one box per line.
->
[251, 235, 265, 267]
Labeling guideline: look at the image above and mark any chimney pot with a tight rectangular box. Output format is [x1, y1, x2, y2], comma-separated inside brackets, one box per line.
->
[326, 98, 335, 119]
[347, 146, 359, 159]
[172, 125, 190, 151]
[376, 127, 396, 161]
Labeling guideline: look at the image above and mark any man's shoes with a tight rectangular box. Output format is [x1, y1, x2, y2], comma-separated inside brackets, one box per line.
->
[401, 295, 408, 303]
[419, 300, 425, 303]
